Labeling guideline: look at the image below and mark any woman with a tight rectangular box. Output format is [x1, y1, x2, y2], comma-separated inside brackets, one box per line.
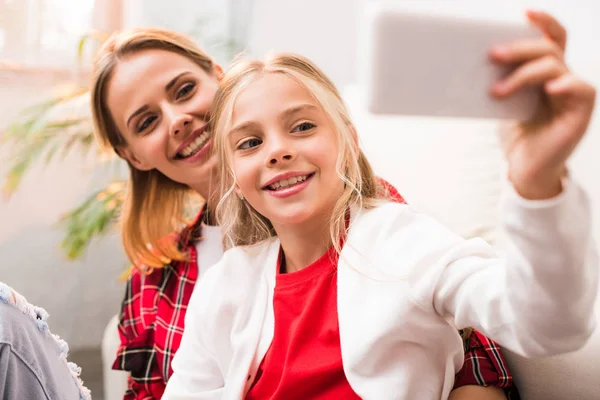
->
[92, 10, 568, 399]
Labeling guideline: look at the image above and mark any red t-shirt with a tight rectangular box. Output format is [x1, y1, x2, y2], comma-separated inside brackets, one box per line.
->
[245, 246, 360, 400]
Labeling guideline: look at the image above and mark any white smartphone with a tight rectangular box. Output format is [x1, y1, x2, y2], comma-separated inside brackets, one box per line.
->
[359, 4, 544, 120]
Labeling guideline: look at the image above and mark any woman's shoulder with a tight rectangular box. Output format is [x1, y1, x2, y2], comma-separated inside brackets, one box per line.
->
[125, 206, 207, 289]
[126, 240, 267, 302]
[352, 201, 415, 236]
[127, 249, 200, 289]
[115, 253, 199, 345]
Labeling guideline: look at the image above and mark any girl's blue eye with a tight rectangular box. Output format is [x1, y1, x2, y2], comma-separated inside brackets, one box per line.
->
[176, 83, 196, 100]
[238, 138, 262, 150]
[138, 116, 157, 133]
[292, 122, 315, 132]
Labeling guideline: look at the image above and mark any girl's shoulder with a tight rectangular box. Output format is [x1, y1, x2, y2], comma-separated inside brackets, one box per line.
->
[347, 202, 466, 270]
[186, 238, 279, 329]
[211, 238, 279, 282]
[351, 201, 412, 232]
[353, 200, 458, 241]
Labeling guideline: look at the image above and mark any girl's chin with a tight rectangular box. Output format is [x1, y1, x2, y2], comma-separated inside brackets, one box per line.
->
[262, 208, 315, 226]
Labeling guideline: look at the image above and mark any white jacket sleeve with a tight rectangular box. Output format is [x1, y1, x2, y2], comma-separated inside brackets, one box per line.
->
[162, 268, 224, 400]
[421, 180, 598, 357]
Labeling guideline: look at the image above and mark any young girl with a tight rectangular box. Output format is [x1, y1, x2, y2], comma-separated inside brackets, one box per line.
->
[91, 11, 576, 398]
[162, 51, 597, 399]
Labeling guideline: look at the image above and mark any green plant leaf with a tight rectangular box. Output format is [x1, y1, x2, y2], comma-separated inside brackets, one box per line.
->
[57, 183, 125, 260]
[77, 31, 110, 63]
[2, 121, 95, 194]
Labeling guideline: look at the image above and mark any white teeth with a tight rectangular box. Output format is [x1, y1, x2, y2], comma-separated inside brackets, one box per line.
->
[180, 131, 209, 158]
[268, 175, 309, 190]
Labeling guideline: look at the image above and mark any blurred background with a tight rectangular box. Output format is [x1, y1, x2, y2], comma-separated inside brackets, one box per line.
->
[1, 0, 599, 399]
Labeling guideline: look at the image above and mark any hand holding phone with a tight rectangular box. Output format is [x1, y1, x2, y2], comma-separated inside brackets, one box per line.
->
[361, 5, 596, 202]
[360, 4, 544, 120]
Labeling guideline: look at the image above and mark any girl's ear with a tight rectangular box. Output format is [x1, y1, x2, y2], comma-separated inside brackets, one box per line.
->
[116, 146, 153, 171]
[234, 184, 244, 200]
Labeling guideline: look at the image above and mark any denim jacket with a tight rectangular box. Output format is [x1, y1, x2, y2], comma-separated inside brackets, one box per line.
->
[0, 282, 91, 399]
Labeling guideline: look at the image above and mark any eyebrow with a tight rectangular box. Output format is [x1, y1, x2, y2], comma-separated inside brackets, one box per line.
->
[126, 71, 192, 129]
[229, 103, 319, 136]
[281, 104, 318, 120]
[165, 71, 191, 92]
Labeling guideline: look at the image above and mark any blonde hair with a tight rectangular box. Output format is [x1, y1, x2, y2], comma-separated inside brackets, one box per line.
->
[91, 28, 216, 268]
[212, 53, 386, 254]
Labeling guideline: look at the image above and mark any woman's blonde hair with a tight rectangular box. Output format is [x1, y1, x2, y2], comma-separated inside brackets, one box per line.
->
[212, 53, 386, 254]
[91, 28, 216, 268]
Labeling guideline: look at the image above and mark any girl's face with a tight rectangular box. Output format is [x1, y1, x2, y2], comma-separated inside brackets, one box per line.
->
[106, 49, 222, 195]
[228, 73, 345, 231]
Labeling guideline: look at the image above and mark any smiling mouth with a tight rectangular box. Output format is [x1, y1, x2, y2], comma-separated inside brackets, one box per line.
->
[175, 130, 211, 160]
[265, 173, 315, 191]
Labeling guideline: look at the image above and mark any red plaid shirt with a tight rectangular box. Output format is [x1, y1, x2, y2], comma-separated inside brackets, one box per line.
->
[112, 180, 518, 399]
[112, 210, 204, 400]
[455, 330, 520, 399]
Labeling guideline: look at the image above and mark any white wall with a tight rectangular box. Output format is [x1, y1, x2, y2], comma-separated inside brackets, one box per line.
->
[250, 0, 599, 85]
[0, 69, 127, 350]
[249, 0, 362, 86]
[122, 0, 253, 65]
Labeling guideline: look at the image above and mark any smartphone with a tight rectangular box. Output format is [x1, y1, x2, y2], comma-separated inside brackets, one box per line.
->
[359, 4, 544, 120]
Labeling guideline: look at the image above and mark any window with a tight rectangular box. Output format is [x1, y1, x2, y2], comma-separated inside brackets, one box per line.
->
[123, 0, 253, 65]
[0, 0, 96, 68]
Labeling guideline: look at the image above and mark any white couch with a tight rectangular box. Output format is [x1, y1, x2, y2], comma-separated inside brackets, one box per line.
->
[101, 87, 600, 400]
[102, 315, 129, 400]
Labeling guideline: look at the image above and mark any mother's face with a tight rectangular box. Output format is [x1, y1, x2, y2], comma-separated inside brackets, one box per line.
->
[106, 49, 222, 193]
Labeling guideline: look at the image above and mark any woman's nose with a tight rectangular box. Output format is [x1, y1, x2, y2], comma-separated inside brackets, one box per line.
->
[170, 115, 193, 137]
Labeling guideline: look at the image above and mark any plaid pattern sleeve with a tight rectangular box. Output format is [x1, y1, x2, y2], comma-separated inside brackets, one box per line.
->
[454, 329, 521, 399]
[112, 211, 203, 400]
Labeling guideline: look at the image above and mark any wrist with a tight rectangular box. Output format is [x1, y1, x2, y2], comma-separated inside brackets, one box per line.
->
[511, 169, 565, 200]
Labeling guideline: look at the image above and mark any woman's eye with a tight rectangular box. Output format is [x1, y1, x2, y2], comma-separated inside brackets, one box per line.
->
[292, 122, 315, 132]
[238, 138, 262, 150]
[176, 83, 196, 100]
[137, 116, 157, 133]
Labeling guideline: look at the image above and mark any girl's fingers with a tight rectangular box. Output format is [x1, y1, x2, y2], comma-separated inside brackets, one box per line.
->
[526, 10, 567, 51]
[491, 56, 568, 97]
[545, 73, 597, 102]
[490, 38, 563, 64]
